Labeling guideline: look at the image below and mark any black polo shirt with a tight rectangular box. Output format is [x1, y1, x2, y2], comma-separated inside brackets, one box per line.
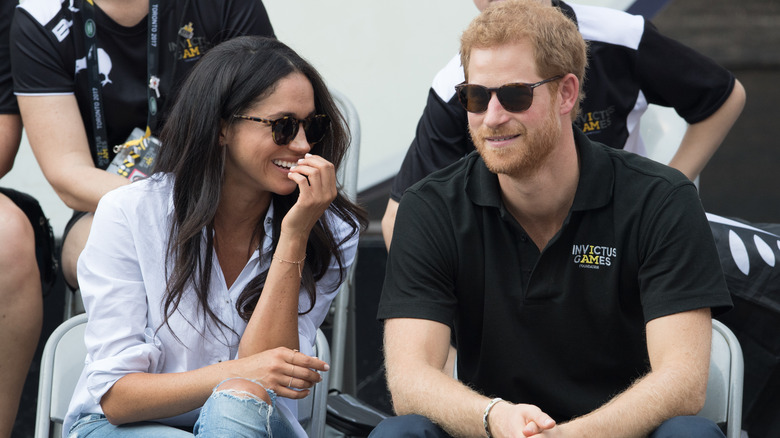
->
[378, 128, 732, 422]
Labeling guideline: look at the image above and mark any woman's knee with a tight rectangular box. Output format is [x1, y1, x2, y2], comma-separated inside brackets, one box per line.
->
[214, 378, 271, 404]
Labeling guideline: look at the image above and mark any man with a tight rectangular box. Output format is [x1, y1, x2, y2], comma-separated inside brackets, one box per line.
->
[381, 0, 746, 248]
[372, 1, 733, 437]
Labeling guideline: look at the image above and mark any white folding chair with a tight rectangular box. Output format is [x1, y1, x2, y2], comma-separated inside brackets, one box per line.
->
[299, 329, 332, 437]
[35, 313, 331, 437]
[698, 319, 745, 438]
[35, 313, 87, 438]
[327, 87, 361, 396]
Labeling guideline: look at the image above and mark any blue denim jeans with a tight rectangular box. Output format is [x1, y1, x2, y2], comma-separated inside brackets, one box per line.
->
[68, 384, 297, 437]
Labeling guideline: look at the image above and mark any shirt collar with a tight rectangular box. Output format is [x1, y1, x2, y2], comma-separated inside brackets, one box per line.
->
[465, 127, 614, 212]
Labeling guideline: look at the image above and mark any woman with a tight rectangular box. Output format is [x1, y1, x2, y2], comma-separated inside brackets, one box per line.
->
[63, 36, 367, 437]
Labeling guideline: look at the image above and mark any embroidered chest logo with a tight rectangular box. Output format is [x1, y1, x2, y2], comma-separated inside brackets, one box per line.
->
[171, 22, 203, 61]
[574, 106, 615, 135]
[571, 244, 617, 270]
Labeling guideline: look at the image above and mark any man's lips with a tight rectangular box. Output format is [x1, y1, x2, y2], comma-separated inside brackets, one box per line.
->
[486, 133, 521, 142]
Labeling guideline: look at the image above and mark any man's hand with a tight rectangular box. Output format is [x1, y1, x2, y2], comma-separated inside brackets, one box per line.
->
[489, 401, 556, 437]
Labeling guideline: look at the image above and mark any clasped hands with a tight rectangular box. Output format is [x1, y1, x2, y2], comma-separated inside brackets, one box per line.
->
[489, 400, 570, 437]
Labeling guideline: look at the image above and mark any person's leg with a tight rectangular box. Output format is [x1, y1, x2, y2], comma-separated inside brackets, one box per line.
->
[368, 414, 453, 438]
[68, 413, 193, 437]
[0, 194, 43, 438]
[194, 378, 297, 438]
[650, 416, 726, 438]
[61, 213, 93, 289]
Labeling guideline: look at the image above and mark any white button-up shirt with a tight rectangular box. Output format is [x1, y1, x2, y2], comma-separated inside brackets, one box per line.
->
[63, 174, 359, 437]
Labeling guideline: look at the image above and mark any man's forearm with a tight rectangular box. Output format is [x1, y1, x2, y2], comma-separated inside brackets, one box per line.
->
[562, 310, 712, 438]
[561, 368, 705, 437]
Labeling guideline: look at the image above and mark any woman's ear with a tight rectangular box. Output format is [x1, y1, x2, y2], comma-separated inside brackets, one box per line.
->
[219, 120, 229, 147]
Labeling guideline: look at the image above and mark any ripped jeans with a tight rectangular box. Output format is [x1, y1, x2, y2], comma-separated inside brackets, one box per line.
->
[68, 379, 297, 438]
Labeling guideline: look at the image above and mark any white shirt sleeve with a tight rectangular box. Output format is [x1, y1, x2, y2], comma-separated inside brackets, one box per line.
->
[77, 186, 165, 404]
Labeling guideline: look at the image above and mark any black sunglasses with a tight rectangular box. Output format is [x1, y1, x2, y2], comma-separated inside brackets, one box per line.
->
[235, 114, 330, 146]
[455, 75, 564, 113]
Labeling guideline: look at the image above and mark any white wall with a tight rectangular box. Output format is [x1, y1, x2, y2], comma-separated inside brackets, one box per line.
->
[3, 0, 677, 237]
[262, 0, 479, 191]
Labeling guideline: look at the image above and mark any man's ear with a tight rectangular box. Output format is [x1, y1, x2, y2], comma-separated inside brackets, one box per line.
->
[558, 73, 579, 116]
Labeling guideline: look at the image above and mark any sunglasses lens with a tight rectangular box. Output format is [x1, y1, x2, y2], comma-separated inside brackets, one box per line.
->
[304, 115, 330, 144]
[272, 117, 298, 145]
[458, 85, 491, 113]
[497, 84, 533, 112]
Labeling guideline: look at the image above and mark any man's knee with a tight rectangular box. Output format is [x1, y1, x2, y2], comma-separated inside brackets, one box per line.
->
[651, 416, 726, 438]
[369, 414, 451, 438]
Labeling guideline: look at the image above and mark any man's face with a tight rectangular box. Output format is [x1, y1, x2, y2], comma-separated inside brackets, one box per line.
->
[466, 42, 562, 177]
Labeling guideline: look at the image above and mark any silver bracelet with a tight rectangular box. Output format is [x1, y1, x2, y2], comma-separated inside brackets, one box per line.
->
[482, 397, 503, 438]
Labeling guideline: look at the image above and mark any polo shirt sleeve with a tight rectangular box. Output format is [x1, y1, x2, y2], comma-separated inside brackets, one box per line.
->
[637, 183, 733, 322]
[636, 20, 734, 125]
[10, 6, 74, 96]
[390, 88, 472, 202]
[378, 189, 459, 327]
[0, 1, 17, 114]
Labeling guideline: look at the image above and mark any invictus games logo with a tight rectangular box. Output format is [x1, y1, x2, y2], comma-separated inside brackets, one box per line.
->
[572, 244, 617, 270]
[574, 106, 615, 135]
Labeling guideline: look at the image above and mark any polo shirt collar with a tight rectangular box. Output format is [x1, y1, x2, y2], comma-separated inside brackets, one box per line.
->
[465, 127, 614, 212]
[570, 128, 614, 211]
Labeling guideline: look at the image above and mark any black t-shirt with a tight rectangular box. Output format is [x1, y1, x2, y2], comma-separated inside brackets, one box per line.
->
[11, 0, 274, 168]
[0, 0, 17, 114]
[378, 129, 733, 422]
[389, 0, 735, 202]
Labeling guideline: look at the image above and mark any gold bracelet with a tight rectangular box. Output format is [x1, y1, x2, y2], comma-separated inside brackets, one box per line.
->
[273, 255, 305, 278]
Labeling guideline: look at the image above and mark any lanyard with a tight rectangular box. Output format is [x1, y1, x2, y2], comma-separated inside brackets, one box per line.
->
[81, 0, 161, 167]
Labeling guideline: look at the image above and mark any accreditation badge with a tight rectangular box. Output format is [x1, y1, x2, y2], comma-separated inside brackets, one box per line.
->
[106, 127, 161, 182]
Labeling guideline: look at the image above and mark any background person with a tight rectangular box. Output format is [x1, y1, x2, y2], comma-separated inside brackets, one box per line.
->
[11, 0, 276, 291]
[373, 2, 732, 437]
[63, 36, 367, 437]
[0, 0, 55, 434]
[381, 0, 746, 248]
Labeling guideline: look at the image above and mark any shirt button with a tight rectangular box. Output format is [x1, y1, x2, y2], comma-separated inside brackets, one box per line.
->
[520, 234, 528, 242]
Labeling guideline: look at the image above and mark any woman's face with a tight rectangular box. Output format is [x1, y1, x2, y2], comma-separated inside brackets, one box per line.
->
[221, 72, 317, 200]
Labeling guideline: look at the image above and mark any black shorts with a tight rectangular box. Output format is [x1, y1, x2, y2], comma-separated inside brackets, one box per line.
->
[0, 187, 58, 294]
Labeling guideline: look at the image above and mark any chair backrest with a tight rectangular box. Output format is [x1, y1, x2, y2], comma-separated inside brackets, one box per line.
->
[329, 87, 360, 203]
[299, 329, 332, 438]
[326, 87, 361, 395]
[35, 313, 88, 438]
[698, 319, 744, 438]
[36, 314, 331, 438]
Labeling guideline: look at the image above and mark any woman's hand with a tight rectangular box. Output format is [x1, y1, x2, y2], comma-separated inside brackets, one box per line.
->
[283, 153, 337, 237]
[231, 346, 330, 399]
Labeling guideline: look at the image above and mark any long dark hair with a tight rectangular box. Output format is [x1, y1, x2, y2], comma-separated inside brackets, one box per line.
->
[154, 36, 367, 336]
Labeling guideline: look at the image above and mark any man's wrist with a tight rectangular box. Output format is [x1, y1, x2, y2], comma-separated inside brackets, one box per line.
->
[483, 397, 504, 438]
